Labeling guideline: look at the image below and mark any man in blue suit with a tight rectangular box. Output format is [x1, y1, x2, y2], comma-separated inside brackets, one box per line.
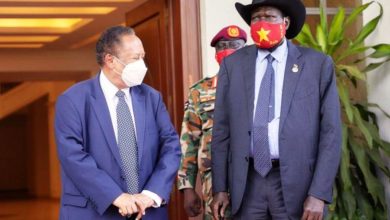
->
[211, 0, 342, 219]
[55, 26, 181, 220]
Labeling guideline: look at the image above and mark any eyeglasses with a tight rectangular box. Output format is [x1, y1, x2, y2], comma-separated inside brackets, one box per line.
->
[215, 40, 245, 51]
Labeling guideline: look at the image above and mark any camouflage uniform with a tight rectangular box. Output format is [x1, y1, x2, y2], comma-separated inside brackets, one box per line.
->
[178, 75, 231, 220]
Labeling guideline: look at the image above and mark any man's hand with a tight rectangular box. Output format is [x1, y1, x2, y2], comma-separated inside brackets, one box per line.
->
[211, 192, 229, 220]
[132, 193, 155, 219]
[183, 188, 202, 217]
[301, 196, 325, 220]
[113, 193, 139, 217]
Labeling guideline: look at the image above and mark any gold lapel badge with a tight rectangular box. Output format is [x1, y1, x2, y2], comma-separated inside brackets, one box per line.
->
[292, 64, 299, 73]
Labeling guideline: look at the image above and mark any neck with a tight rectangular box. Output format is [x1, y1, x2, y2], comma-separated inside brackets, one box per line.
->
[102, 66, 128, 90]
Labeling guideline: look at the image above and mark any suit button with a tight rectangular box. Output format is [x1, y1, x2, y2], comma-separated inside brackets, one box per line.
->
[120, 175, 125, 180]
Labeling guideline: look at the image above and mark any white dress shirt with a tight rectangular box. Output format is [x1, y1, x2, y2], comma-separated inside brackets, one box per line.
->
[252, 39, 288, 159]
[99, 71, 162, 207]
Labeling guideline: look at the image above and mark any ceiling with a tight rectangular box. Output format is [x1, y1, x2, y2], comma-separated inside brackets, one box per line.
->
[0, 0, 145, 49]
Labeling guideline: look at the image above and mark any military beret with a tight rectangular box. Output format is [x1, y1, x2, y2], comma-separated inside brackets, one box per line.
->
[210, 25, 247, 47]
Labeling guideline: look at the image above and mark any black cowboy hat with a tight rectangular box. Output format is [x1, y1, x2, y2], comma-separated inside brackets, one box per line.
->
[235, 0, 306, 39]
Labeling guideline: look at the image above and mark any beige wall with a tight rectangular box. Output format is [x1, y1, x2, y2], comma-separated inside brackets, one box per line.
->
[364, 1, 390, 141]
[200, 0, 252, 78]
[0, 115, 28, 192]
[363, 0, 390, 217]
[0, 44, 97, 198]
[0, 46, 98, 75]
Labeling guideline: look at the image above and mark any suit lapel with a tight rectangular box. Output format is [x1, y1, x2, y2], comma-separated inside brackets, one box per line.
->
[243, 45, 259, 130]
[90, 74, 122, 167]
[279, 41, 304, 132]
[130, 86, 145, 164]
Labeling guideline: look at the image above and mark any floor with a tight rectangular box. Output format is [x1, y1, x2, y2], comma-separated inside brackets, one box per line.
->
[0, 198, 59, 220]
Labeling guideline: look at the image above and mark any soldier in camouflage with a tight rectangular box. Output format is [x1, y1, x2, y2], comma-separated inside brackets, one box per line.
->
[178, 25, 247, 220]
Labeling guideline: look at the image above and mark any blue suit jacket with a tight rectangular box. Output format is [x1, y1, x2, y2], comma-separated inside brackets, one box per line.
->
[211, 42, 342, 218]
[55, 74, 181, 220]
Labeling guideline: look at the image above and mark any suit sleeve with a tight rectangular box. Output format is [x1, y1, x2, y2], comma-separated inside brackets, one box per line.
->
[308, 56, 342, 203]
[177, 89, 202, 190]
[211, 60, 230, 194]
[55, 95, 123, 215]
[143, 93, 181, 203]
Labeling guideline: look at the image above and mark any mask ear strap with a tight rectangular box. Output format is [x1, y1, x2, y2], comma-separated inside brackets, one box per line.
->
[112, 66, 122, 76]
[111, 56, 124, 76]
[113, 56, 126, 66]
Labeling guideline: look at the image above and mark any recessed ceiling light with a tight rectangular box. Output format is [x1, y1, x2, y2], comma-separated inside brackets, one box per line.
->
[0, 43, 44, 48]
[0, 18, 83, 28]
[0, 36, 60, 43]
[0, 18, 93, 33]
[0, 7, 117, 15]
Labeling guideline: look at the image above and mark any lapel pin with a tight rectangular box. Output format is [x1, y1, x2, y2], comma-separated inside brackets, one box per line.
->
[292, 64, 299, 73]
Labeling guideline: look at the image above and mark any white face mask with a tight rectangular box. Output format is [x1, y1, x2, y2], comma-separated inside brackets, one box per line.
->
[114, 57, 148, 87]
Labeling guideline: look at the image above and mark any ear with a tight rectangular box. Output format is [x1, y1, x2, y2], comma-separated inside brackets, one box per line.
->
[284, 16, 291, 30]
[104, 53, 115, 68]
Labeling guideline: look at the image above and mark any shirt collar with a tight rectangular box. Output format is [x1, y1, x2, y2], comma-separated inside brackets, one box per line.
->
[257, 38, 288, 63]
[100, 70, 129, 100]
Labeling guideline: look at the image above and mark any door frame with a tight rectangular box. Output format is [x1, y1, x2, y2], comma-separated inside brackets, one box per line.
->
[125, 0, 201, 219]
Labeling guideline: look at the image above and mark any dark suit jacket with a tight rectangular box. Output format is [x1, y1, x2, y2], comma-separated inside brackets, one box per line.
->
[55, 74, 181, 220]
[211, 41, 342, 218]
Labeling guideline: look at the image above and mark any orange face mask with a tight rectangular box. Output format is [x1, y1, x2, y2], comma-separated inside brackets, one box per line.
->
[251, 21, 286, 49]
[215, 48, 236, 65]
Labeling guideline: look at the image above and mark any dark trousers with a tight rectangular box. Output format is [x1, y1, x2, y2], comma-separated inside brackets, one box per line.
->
[234, 159, 288, 220]
[126, 215, 137, 220]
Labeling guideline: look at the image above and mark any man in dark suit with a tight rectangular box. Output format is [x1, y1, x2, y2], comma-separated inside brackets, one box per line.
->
[210, 0, 342, 219]
[55, 26, 181, 220]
